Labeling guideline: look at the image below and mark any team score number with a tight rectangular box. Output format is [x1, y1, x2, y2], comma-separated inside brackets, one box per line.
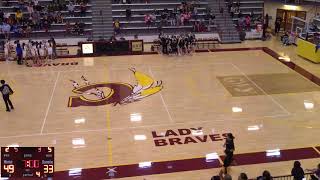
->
[44, 165, 54, 173]
[3, 164, 14, 173]
[38, 147, 53, 153]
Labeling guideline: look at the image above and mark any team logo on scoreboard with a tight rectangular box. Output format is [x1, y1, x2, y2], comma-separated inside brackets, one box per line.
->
[68, 68, 163, 107]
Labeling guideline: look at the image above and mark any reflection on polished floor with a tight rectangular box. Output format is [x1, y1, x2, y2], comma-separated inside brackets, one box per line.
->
[0, 41, 319, 180]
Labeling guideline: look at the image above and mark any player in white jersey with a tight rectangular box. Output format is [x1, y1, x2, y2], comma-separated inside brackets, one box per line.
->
[47, 41, 53, 61]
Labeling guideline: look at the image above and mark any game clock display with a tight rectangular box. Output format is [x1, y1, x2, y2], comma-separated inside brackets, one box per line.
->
[1, 147, 54, 178]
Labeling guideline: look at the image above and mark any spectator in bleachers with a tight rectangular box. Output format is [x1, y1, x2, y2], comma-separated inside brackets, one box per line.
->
[125, 8, 131, 19]
[79, 2, 87, 17]
[113, 19, 120, 34]
[41, 15, 50, 32]
[55, 11, 64, 23]
[0, 10, 4, 23]
[2, 22, 11, 39]
[27, 3, 34, 15]
[150, 12, 156, 24]
[65, 21, 72, 35]
[291, 161, 305, 180]
[68, 1, 75, 17]
[160, 11, 168, 26]
[169, 12, 176, 26]
[15, 10, 23, 23]
[230, 5, 235, 18]
[238, 10, 242, 18]
[144, 13, 152, 27]
[18, 0, 25, 10]
[245, 16, 251, 30]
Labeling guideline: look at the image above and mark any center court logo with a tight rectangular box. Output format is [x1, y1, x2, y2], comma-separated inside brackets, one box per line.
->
[68, 68, 163, 107]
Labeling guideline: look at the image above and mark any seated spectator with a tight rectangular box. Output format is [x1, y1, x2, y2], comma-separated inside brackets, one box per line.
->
[150, 12, 156, 24]
[78, 21, 85, 35]
[56, 11, 64, 23]
[41, 15, 51, 32]
[245, 15, 251, 30]
[306, 163, 320, 180]
[74, 21, 80, 34]
[27, 3, 34, 15]
[160, 11, 168, 26]
[169, 13, 176, 26]
[209, 13, 215, 25]
[18, 0, 25, 11]
[67, 1, 75, 17]
[65, 21, 72, 35]
[15, 10, 23, 23]
[193, 20, 200, 32]
[144, 13, 152, 27]
[230, 5, 235, 18]
[0, 10, 4, 22]
[291, 161, 304, 180]
[114, 19, 120, 34]
[12, 24, 23, 37]
[125, 9, 131, 19]
[2, 22, 11, 39]
[79, 2, 87, 17]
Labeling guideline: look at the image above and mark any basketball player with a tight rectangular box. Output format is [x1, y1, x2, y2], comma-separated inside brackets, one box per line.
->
[0, 80, 14, 112]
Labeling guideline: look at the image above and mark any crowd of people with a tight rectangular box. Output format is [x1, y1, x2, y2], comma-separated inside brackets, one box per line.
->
[216, 162, 320, 180]
[214, 133, 320, 180]
[4, 37, 57, 66]
[155, 32, 196, 55]
[113, 0, 215, 34]
[0, 0, 88, 38]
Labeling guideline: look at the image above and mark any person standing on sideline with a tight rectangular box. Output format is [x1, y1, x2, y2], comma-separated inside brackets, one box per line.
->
[223, 133, 235, 172]
[0, 80, 14, 112]
[275, 17, 281, 34]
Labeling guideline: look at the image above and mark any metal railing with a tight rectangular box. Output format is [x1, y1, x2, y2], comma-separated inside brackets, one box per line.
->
[271, 173, 314, 180]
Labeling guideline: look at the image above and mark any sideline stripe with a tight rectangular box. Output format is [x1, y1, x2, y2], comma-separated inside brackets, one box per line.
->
[53, 147, 320, 180]
[106, 108, 113, 166]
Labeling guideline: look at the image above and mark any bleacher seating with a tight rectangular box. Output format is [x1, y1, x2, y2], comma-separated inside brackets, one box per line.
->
[112, 0, 218, 35]
[0, 0, 93, 38]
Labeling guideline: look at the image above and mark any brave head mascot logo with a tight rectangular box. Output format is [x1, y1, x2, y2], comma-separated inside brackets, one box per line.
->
[68, 68, 163, 107]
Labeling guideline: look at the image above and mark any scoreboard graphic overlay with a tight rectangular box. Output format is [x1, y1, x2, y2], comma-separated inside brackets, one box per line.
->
[1, 147, 54, 178]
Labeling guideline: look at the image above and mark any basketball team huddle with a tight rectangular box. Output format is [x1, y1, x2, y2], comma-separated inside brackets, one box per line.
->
[4, 38, 56, 66]
[157, 33, 196, 56]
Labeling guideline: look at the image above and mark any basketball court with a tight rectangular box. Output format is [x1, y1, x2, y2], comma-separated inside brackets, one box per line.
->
[0, 42, 319, 179]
